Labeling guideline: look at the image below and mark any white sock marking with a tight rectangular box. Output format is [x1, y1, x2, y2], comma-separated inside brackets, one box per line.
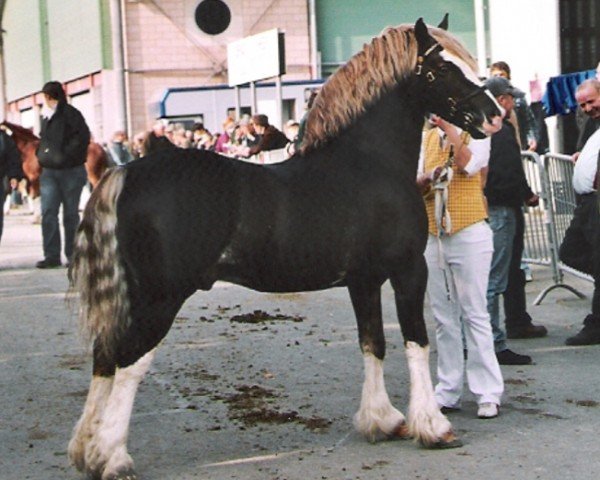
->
[68, 376, 114, 472]
[85, 349, 155, 476]
[405, 342, 452, 445]
[354, 352, 405, 440]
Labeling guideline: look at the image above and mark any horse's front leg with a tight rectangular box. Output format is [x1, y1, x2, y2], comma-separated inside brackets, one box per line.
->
[390, 255, 462, 449]
[348, 278, 409, 442]
[81, 349, 155, 480]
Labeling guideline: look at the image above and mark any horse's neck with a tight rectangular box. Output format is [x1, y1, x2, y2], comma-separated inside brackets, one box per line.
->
[332, 86, 424, 174]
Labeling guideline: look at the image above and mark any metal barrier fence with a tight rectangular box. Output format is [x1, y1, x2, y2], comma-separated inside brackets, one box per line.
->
[521, 151, 592, 305]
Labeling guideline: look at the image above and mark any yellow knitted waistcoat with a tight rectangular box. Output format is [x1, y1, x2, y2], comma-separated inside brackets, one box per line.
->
[423, 129, 487, 236]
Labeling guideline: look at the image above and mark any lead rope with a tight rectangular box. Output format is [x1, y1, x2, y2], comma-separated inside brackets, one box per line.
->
[433, 144, 455, 237]
[432, 140, 460, 300]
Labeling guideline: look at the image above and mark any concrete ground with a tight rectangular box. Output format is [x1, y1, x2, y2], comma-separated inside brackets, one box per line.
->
[1, 207, 599, 480]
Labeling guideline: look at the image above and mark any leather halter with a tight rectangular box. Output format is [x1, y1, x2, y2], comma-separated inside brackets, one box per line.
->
[415, 42, 442, 79]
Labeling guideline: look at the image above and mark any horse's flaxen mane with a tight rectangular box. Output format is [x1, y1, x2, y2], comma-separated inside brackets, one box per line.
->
[300, 24, 478, 154]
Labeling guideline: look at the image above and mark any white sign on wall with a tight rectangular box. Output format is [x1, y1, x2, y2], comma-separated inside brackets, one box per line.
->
[227, 28, 286, 87]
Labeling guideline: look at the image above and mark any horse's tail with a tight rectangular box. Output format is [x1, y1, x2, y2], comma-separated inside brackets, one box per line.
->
[69, 167, 129, 359]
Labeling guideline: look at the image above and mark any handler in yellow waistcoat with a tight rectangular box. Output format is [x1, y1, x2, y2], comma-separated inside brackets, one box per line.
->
[416, 114, 504, 420]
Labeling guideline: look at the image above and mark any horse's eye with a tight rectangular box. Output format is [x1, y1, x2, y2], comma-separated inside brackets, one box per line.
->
[438, 63, 450, 74]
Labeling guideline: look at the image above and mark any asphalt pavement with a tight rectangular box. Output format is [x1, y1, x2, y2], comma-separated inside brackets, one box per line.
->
[1, 205, 600, 480]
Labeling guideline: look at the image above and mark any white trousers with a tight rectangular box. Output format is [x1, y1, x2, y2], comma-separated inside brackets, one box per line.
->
[425, 221, 504, 407]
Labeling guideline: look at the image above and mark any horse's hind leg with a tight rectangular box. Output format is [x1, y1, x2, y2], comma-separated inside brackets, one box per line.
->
[348, 279, 409, 442]
[68, 345, 115, 473]
[79, 348, 154, 480]
[390, 255, 461, 448]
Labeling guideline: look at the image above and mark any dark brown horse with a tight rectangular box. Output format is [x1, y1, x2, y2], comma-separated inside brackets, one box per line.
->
[68, 19, 502, 479]
[1, 121, 110, 199]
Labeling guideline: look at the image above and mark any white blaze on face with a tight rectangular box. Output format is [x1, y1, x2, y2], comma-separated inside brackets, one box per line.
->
[439, 50, 482, 86]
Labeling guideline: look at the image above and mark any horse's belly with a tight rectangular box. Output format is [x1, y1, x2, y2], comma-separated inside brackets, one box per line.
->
[215, 252, 348, 293]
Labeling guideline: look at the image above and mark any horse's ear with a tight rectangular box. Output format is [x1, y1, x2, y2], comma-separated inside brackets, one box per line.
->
[438, 13, 449, 30]
[414, 18, 435, 54]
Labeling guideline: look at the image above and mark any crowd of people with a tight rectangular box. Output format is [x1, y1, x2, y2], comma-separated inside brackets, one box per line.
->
[115, 113, 299, 163]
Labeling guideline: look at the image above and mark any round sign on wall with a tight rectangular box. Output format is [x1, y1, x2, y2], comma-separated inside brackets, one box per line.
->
[194, 0, 232, 35]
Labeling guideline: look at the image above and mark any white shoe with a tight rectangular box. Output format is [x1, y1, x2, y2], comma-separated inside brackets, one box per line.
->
[477, 402, 499, 419]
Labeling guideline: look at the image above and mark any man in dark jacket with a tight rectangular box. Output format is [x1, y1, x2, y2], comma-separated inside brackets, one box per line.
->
[247, 114, 289, 156]
[0, 127, 23, 245]
[35, 81, 90, 268]
[484, 76, 544, 366]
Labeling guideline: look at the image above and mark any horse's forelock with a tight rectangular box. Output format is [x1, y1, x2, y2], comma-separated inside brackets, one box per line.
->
[300, 24, 476, 154]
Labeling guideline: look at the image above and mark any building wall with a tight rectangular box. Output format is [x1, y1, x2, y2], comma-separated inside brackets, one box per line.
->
[122, 0, 311, 136]
[488, 0, 560, 95]
[46, 0, 106, 80]
[316, 0, 478, 76]
[2, 0, 45, 100]
[1, 0, 567, 147]
[488, 0, 561, 150]
[3, 0, 107, 101]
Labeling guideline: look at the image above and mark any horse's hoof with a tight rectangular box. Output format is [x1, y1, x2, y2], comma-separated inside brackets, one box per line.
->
[103, 469, 138, 480]
[85, 470, 102, 480]
[428, 430, 463, 449]
[388, 421, 411, 440]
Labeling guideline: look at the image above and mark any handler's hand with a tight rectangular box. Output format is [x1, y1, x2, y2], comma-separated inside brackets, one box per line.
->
[526, 194, 539, 207]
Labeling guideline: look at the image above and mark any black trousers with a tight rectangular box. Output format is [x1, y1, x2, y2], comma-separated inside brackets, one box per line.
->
[503, 206, 533, 331]
[0, 180, 5, 244]
[558, 193, 600, 321]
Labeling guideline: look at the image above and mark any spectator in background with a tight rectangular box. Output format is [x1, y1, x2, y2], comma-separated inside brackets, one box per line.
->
[196, 131, 215, 151]
[483, 76, 541, 364]
[190, 123, 209, 149]
[295, 88, 320, 152]
[560, 78, 600, 346]
[214, 117, 236, 155]
[143, 121, 175, 156]
[574, 76, 600, 153]
[246, 114, 289, 157]
[164, 123, 175, 144]
[35, 81, 90, 268]
[490, 61, 540, 152]
[175, 127, 190, 148]
[107, 130, 134, 166]
[489, 66, 549, 339]
[229, 117, 259, 158]
[284, 120, 300, 143]
[131, 131, 146, 159]
[284, 120, 300, 156]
